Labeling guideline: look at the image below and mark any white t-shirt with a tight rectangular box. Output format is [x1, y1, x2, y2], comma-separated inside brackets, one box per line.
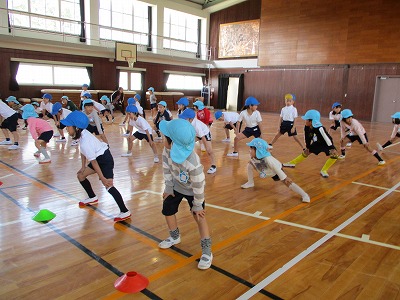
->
[128, 115, 153, 134]
[79, 129, 108, 161]
[40, 101, 53, 113]
[0, 101, 16, 119]
[60, 108, 72, 119]
[329, 111, 341, 121]
[222, 112, 239, 123]
[191, 118, 210, 138]
[280, 105, 298, 122]
[239, 110, 262, 127]
[340, 118, 367, 144]
[251, 156, 287, 180]
[135, 102, 144, 115]
[92, 101, 106, 111]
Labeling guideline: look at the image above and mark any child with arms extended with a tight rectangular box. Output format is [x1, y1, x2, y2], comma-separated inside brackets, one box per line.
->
[214, 110, 240, 143]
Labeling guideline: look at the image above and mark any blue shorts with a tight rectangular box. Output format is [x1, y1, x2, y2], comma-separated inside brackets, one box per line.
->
[162, 190, 205, 216]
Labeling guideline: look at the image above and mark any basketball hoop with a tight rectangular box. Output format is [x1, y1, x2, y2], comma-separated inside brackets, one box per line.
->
[126, 57, 135, 68]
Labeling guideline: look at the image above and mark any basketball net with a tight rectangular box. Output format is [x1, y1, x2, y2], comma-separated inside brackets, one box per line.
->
[126, 58, 135, 68]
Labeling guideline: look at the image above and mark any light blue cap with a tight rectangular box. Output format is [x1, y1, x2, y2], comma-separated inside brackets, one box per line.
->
[100, 95, 109, 101]
[61, 96, 69, 100]
[82, 99, 93, 106]
[126, 105, 138, 113]
[127, 97, 136, 105]
[51, 102, 62, 115]
[245, 96, 260, 106]
[6, 96, 19, 104]
[61, 111, 89, 129]
[83, 93, 92, 99]
[159, 119, 195, 164]
[148, 87, 155, 92]
[21, 104, 38, 119]
[193, 100, 204, 110]
[302, 109, 322, 127]
[391, 112, 400, 119]
[341, 109, 353, 119]
[178, 108, 196, 119]
[176, 97, 189, 106]
[158, 101, 167, 107]
[214, 111, 223, 120]
[246, 138, 272, 159]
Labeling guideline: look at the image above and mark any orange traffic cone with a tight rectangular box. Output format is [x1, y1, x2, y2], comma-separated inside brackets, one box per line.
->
[114, 271, 149, 293]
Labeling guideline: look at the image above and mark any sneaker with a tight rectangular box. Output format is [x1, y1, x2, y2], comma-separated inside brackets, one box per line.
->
[122, 133, 130, 137]
[268, 144, 274, 149]
[378, 160, 386, 166]
[114, 211, 131, 222]
[198, 253, 213, 270]
[302, 195, 311, 203]
[207, 166, 217, 174]
[320, 170, 329, 178]
[221, 138, 230, 143]
[338, 155, 346, 159]
[79, 196, 98, 206]
[376, 143, 383, 151]
[241, 182, 255, 189]
[71, 140, 79, 146]
[8, 144, 19, 150]
[39, 158, 51, 164]
[33, 151, 41, 157]
[0, 140, 12, 145]
[346, 142, 352, 147]
[227, 152, 238, 157]
[282, 163, 295, 168]
[154, 156, 160, 163]
[56, 138, 66, 143]
[158, 236, 181, 249]
[53, 133, 60, 137]
[121, 152, 132, 157]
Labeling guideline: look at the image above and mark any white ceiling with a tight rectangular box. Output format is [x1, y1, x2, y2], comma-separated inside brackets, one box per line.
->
[181, 0, 247, 13]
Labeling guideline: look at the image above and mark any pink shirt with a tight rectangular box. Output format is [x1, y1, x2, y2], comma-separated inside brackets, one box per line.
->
[27, 117, 53, 140]
[340, 118, 367, 144]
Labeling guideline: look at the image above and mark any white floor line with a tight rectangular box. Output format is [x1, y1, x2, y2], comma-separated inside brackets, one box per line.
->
[384, 141, 400, 149]
[352, 181, 400, 192]
[131, 189, 162, 196]
[0, 163, 38, 179]
[207, 204, 270, 220]
[237, 181, 400, 300]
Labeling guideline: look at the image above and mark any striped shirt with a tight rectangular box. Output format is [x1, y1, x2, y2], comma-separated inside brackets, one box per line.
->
[162, 148, 205, 211]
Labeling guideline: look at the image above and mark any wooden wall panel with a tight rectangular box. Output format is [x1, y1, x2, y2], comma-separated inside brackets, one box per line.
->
[259, 0, 400, 66]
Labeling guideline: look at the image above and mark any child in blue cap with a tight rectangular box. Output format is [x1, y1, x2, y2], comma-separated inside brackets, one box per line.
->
[153, 101, 172, 141]
[100, 95, 115, 123]
[339, 109, 385, 165]
[82, 99, 109, 145]
[0, 99, 20, 150]
[269, 93, 304, 150]
[227, 96, 263, 157]
[176, 97, 189, 118]
[377, 112, 400, 151]
[283, 110, 338, 178]
[61, 95, 77, 112]
[147, 87, 157, 119]
[328, 102, 342, 134]
[242, 138, 310, 202]
[214, 110, 240, 142]
[193, 100, 213, 126]
[80, 83, 89, 109]
[158, 118, 213, 270]
[6, 96, 24, 129]
[61, 111, 131, 222]
[39, 93, 54, 120]
[51, 102, 71, 143]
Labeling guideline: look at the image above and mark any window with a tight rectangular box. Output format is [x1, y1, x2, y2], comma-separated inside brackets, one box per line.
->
[16, 63, 90, 86]
[119, 71, 142, 91]
[166, 74, 203, 90]
[164, 8, 201, 53]
[99, 0, 149, 45]
[8, 0, 81, 35]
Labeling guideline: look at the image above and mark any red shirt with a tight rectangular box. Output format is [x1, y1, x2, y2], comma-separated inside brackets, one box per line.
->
[196, 108, 213, 125]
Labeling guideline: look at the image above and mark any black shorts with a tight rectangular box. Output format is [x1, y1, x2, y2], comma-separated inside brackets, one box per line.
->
[347, 133, 368, 144]
[57, 123, 66, 130]
[86, 124, 104, 135]
[280, 120, 297, 136]
[88, 149, 114, 179]
[197, 131, 211, 141]
[38, 130, 54, 143]
[133, 131, 153, 142]
[162, 190, 205, 216]
[330, 120, 340, 130]
[39, 112, 53, 119]
[224, 122, 237, 130]
[0, 113, 19, 132]
[242, 126, 261, 138]
[309, 142, 334, 156]
[150, 103, 157, 109]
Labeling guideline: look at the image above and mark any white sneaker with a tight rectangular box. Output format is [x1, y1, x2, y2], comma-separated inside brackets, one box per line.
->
[207, 166, 216, 174]
[0, 140, 12, 145]
[159, 236, 181, 249]
[53, 133, 60, 137]
[378, 160, 386, 166]
[338, 155, 346, 159]
[376, 143, 383, 151]
[8, 144, 19, 150]
[320, 170, 329, 178]
[198, 253, 213, 270]
[71, 140, 79, 146]
[221, 138, 230, 143]
[302, 195, 311, 203]
[282, 163, 295, 168]
[121, 152, 132, 157]
[268, 144, 274, 149]
[154, 156, 160, 163]
[346, 142, 352, 147]
[122, 133, 130, 137]
[56, 138, 66, 143]
[39, 158, 51, 164]
[227, 152, 238, 157]
[79, 196, 98, 206]
[241, 182, 255, 189]
[114, 211, 131, 222]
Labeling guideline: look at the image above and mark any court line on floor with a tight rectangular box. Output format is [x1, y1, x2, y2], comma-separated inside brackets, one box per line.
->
[237, 180, 400, 300]
[0, 162, 38, 179]
[352, 181, 400, 192]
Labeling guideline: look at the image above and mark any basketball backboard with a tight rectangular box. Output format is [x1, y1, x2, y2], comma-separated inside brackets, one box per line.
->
[115, 42, 137, 68]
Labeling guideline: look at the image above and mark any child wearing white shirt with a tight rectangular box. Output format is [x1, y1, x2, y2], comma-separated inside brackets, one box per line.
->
[214, 110, 240, 142]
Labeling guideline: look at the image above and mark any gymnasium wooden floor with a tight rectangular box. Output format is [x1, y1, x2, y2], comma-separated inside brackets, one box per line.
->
[0, 111, 399, 300]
